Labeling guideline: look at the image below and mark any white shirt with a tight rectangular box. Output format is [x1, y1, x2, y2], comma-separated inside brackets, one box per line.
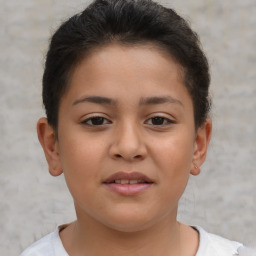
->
[20, 225, 243, 256]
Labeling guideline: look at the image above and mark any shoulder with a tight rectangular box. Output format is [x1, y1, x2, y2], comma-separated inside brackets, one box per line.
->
[195, 226, 243, 256]
[20, 226, 68, 256]
[20, 231, 55, 256]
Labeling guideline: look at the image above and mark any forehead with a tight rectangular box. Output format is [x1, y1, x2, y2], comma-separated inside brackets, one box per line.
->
[61, 43, 190, 107]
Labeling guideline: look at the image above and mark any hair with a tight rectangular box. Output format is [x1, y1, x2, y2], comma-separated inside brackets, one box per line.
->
[43, 0, 211, 131]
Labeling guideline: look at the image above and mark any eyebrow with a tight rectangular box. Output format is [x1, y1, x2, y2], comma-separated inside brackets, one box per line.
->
[139, 96, 184, 107]
[72, 95, 183, 107]
[72, 96, 117, 106]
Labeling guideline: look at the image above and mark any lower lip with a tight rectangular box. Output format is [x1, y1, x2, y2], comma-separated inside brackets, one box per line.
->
[104, 183, 153, 196]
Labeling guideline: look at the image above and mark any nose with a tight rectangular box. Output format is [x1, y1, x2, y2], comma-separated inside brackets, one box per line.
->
[109, 123, 147, 161]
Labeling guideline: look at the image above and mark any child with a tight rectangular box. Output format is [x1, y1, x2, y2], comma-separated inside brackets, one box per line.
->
[21, 0, 245, 255]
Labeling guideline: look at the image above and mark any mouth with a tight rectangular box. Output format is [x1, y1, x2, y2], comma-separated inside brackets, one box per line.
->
[103, 172, 154, 196]
[108, 179, 152, 184]
[103, 171, 154, 184]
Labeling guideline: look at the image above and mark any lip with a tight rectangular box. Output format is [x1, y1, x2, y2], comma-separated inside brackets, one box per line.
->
[103, 172, 154, 196]
[103, 171, 153, 184]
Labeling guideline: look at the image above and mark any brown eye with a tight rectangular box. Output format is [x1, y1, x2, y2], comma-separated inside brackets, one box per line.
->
[151, 117, 165, 125]
[90, 117, 105, 125]
[82, 116, 110, 126]
[146, 116, 173, 126]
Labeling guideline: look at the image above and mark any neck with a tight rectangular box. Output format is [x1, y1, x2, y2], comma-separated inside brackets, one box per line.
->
[60, 214, 191, 256]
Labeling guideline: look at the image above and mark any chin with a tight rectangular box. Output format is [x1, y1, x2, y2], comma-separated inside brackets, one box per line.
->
[105, 219, 156, 233]
[99, 209, 165, 233]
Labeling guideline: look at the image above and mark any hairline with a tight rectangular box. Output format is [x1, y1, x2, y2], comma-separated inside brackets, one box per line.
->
[54, 41, 198, 133]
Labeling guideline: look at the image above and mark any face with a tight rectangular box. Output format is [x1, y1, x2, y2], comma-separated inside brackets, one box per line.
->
[38, 44, 211, 232]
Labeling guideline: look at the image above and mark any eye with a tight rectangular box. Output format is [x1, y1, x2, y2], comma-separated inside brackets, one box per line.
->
[81, 116, 111, 126]
[145, 116, 174, 126]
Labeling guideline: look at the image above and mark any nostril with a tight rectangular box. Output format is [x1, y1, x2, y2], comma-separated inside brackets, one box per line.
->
[114, 154, 142, 160]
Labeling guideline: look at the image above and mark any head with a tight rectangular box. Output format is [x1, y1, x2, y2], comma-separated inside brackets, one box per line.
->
[42, 0, 211, 132]
[37, 0, 212, 232]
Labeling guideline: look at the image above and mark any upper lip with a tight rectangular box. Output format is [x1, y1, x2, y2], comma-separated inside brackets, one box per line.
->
[103, 172, 154, 184]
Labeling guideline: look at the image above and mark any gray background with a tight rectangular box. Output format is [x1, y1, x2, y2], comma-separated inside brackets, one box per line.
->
[0, 0, 255, 255]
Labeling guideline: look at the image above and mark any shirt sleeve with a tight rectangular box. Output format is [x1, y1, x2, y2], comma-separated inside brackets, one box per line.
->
[20, 226, 68, 256]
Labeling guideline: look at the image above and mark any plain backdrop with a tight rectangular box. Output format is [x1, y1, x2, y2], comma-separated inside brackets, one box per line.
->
[0, 0, 255, 255]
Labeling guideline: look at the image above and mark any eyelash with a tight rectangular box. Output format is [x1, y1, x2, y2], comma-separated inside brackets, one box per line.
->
[145, 116, 174, 126]
[81, 116, 111, 126]
[81, 115, 174, 127]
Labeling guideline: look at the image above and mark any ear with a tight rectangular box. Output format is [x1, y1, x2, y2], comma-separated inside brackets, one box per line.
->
[190, 119, 212, 176]
[37, 117, 63, 176]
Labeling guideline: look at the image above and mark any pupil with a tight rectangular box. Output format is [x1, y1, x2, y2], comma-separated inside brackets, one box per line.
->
[91, 117, 104, 125]
[152, 117, 164, 125]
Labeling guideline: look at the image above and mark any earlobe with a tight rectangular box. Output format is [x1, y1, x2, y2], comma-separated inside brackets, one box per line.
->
[190, 163, 200, 176]
[37, 118, 63, 176]
[190, 119, 212, 176]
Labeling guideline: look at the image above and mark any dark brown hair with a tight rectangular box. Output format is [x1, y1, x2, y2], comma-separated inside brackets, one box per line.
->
[43, 0, 211, 130]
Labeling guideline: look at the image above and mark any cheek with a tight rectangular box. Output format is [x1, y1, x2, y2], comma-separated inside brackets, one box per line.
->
[59, 130, 106, 168]
[151, 131, 194, 170]
[58, 134, 107, 195]
[149, 130, 194, 195]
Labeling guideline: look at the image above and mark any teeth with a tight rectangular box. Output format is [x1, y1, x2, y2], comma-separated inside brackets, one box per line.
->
[114, 180, 145, 184]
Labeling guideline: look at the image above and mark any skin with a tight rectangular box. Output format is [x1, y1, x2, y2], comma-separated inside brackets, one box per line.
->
[37, 44, 212, 256]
